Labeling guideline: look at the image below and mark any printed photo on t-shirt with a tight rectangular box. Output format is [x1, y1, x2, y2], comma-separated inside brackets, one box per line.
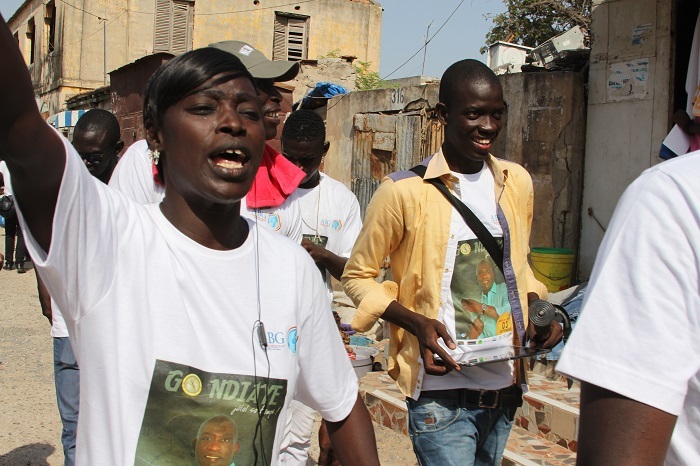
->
[303, 233, 328, 284]
[134, 360, 287, 466]
[451, 239, 512, 346]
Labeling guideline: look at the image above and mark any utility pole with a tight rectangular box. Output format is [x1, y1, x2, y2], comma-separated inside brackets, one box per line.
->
[101, 16, 107, 85]
[421, 20, 433, 77]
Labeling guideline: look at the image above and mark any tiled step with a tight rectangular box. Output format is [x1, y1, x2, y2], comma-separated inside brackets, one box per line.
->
[517, 369, 579, 452]
[358, 367, 579, 463]
[502, 426, 577, 466]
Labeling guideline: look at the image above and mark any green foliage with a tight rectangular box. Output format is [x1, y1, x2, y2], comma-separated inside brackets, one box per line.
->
[354, 60, 388, 91]
[316, 53, 391, 91]
[482, 0, 591, 53]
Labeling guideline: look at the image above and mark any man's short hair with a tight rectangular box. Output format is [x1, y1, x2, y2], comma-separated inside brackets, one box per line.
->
[439, 59, 501, 108]
[282, 109, 326, 144]
[74, 109, 121, 145]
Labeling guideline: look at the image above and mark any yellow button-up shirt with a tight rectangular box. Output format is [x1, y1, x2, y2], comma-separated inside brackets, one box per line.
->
[342, 149, 547, 398]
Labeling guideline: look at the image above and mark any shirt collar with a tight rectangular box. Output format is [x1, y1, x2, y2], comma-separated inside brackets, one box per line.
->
[424, 147, 508, 188]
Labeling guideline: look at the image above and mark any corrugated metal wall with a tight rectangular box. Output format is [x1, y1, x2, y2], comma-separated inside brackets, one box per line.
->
[351, 108, 443, 219]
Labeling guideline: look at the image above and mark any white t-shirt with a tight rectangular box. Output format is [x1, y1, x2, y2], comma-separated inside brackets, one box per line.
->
[50, 297, 68, 338]
[296, 173, 362, 296]
[421, 164, 514, 392]
[18, 137, 358, 465]
[0, 161, 69, 338]
[557, 153, 700, 466]
[110, 139, 303, 242]
[0, 160, 12, 195]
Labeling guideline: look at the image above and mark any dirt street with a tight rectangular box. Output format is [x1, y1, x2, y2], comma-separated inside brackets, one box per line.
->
[0, 249, 416, 465]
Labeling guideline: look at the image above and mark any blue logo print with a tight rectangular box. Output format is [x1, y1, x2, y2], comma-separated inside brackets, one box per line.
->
[266, 214, 281, 231]
[331, 220, 342, 231]
[287, 327, 298, 354]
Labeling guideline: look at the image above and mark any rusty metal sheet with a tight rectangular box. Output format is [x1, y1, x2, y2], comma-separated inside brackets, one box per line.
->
[396, 115, 422, 170]
[352, 177, 381, 220]
[372, 132, 395, 152]
[354, 113, 396, 132]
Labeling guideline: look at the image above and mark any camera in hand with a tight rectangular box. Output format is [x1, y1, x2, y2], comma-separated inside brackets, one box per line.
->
[528, 299, 572, 343]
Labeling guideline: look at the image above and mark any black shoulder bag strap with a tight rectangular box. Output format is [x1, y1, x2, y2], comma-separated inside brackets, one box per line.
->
[410, 165, 504, 274]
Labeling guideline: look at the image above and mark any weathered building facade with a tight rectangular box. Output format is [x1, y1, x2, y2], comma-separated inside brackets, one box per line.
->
[323, 71, 587, 256]
[579, 0, 695, 276]
[7, 0, 382, 117]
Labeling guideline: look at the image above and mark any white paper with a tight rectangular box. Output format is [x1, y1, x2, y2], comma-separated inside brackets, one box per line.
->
[663, 124, 692, 156]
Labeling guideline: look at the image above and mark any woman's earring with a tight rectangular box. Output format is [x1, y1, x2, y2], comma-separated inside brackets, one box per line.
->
[148, 149, 160, 165]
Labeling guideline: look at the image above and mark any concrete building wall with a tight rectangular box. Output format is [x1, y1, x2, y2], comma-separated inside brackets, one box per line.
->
[494, 72, 586, 255]
[326, 73, 586, 265]
[192, 0, 382, 70]
[579, 0, 672, 276]
[291, 58, 358, 103]
[8, 0, 381, 116]
[324, 83, 441, 188]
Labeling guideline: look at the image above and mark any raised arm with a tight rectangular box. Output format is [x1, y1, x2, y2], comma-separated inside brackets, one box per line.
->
[0, 15, 65, 252]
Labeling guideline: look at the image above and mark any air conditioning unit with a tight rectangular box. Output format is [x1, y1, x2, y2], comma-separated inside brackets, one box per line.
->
[487, 41, 534, 75]
[530, 26, 587, 66]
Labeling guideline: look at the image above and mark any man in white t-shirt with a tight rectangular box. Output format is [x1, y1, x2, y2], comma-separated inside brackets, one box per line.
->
[35, 108, 124, 466]
[557, 153, 700, 466]
[278, 110, 363, 463]
[281, 109, 362, 295]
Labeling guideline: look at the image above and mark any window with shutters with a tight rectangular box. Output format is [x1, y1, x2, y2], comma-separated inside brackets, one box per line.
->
[272, 12, 308, 62]
[153, 0, 194, 54]
[45, 2, 56, 54]
[27, 17, 35, 64]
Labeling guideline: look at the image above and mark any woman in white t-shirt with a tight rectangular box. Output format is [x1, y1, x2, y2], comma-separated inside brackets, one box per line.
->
[0, 15, 378, 466]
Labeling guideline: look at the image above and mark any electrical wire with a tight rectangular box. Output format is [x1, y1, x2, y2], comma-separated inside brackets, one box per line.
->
[85, 0, 320, 17]
[381, 0, 466, 80]
[59, 0, 105, 20]
[62, 8, 127, 49]
[250, 185, 271, 466]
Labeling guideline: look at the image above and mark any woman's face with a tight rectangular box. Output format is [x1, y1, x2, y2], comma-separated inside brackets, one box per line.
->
[154, 75, 265, 207]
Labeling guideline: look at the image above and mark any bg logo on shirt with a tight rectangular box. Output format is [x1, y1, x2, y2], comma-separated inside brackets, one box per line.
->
[320, 219, 343, 231]
[253, 211, 282, 231]
[287, 327, 298, 354]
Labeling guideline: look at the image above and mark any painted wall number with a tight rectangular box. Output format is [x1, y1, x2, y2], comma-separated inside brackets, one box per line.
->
[391, 88, 405, 105]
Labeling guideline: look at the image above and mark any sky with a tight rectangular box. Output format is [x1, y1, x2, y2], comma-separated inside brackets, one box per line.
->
[0, 0, 506, 79]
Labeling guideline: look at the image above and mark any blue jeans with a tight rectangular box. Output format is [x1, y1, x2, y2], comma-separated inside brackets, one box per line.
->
[54, 337, 79, 466]
[407, 392, 517, 466]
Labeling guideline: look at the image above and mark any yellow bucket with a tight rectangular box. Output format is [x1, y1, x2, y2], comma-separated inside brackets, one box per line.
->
[530, 248, 576, 292]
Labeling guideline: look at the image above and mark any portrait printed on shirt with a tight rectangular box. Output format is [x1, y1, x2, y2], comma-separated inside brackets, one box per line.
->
[451, 239, 512, 346]
[303, 233, 329, 284]
[134, 360, 287, 466]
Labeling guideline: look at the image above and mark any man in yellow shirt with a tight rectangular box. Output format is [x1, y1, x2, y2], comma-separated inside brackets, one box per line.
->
[342, 59, 560, 465]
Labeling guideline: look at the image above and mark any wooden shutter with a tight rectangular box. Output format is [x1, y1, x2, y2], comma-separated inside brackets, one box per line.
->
[273, 15, 287, 61]
[171, 1, 191, 53]
[286, 17, 306, 61]
[273, 13, 308, 61]
[154, 0, 193, 54]
[153, 0, 170, 52]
